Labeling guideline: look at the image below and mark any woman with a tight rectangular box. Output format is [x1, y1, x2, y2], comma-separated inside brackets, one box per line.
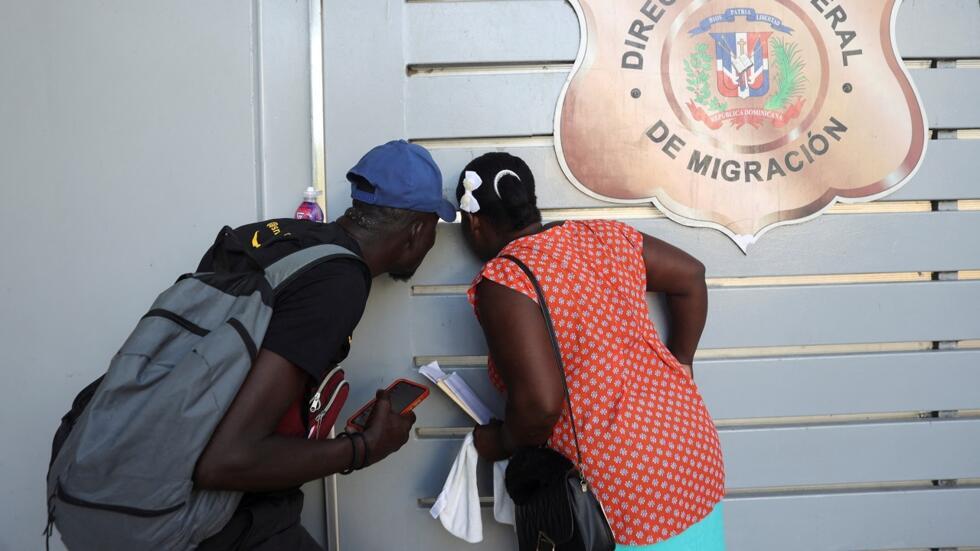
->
[458, 153, 726, 550]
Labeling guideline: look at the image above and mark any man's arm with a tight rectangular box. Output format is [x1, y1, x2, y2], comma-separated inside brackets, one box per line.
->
[471, 279, 565, 461]
[193, 349, 414, 492]
[641, 233, 708, 370]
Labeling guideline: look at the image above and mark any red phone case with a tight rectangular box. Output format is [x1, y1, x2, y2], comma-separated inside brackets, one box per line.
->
[346, 378, 429, 432]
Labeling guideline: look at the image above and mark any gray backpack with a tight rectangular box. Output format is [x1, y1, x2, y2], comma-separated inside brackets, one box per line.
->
[46, 226, 362, 550]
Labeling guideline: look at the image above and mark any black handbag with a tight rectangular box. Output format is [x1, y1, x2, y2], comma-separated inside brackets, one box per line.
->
[501, 255, 616, 551]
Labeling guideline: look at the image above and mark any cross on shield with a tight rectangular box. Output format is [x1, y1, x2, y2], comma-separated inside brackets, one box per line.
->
[711, 32, 772, 99]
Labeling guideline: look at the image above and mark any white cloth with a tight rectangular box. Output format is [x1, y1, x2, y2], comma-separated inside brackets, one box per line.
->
[430, 433, 482, 543]
[493, 459, 515, 525]
[430, 433, 515, 543]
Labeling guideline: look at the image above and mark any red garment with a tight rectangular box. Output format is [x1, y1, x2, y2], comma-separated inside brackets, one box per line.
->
[275, 400, 307, 438]
[468, 220, 725, 545]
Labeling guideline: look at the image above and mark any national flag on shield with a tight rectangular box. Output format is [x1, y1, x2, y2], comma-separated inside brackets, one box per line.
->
[710, 32, 772, 99]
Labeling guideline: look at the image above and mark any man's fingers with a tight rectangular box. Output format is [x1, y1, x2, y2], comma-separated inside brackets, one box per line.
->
[372, 389, 392, 413]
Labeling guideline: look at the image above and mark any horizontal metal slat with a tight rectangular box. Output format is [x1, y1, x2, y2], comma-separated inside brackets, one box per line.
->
[427, 138, 980, 207]
[725, 487, 980, 550]
[721, 419, 980, 489]
[407, 0, 980, 64]
[403, 432, 980, 550]
[406, 419, 980, 496]
[407, 70, 558, 138]
[698, 279, 980, 349]
[698, 349, 980, 419]
[403, 487, 980, 550]
[406, 68, 980, 138]
[406, 0, 577, 65]
[410, 280, 980, 354]
[413, 273, 939, 296]
[913, 68, 980, 128]
[414, 350, 980, 431]
[414, 341, 953, 367]
[896, 0, 980, 59]
[415, 212, 980, 284]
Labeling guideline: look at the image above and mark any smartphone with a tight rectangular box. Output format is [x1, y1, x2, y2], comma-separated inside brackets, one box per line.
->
[346, 379, 429, 432]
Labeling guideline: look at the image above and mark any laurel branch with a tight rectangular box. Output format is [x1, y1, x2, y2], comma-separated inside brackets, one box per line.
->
[684, 43, 727, 113]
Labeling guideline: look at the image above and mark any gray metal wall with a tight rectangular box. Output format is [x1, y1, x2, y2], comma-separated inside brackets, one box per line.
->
[0, 2, 325, 550]
[324, 1, 980, 550]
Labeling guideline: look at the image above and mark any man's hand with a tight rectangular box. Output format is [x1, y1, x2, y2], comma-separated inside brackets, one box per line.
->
[361, 390, 416, 467]
[194, 350, 380, 491]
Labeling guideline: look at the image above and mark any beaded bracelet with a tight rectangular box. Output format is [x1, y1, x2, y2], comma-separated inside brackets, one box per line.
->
[349, 432, 369, 470]
[336, 432, 356, 475]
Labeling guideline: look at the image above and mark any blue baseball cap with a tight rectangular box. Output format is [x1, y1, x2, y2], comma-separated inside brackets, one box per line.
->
[347, 140, 456, 222]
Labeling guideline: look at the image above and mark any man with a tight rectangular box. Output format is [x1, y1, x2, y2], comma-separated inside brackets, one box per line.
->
[193, 140, 456, 549]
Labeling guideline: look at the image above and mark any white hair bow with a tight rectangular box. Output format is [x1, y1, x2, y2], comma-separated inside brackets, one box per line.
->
[460, 169, 521, 214]
[459, 171, 483, 213]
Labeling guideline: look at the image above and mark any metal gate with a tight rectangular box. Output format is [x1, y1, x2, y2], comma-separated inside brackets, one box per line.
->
[321, 1, 980, 549]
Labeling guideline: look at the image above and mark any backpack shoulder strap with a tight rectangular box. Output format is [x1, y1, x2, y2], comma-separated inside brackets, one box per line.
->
[264, 244, 365, 295]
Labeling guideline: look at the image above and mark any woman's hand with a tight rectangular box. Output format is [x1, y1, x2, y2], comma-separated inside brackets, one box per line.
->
[473, 419, 511, 462]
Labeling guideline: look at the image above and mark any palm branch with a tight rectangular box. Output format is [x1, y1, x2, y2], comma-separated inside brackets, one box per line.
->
[765, 38, 807, 111]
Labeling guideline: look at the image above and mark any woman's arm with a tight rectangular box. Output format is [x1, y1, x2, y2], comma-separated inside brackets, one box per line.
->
[641, 233, 708, 369]
[472, 279, 565, 461]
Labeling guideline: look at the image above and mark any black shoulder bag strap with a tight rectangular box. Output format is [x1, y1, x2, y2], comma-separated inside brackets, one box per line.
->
[501, 254, 586, 477]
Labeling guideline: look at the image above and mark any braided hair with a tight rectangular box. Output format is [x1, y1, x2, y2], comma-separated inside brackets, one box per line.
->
[455, 153, 542, 231]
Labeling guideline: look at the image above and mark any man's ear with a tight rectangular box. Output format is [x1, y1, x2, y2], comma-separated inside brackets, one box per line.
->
[406, 216, 431, 249]
[406, 218, 423, 247]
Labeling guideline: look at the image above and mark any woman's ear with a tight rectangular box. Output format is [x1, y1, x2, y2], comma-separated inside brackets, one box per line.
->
[464, 212, 481, 234]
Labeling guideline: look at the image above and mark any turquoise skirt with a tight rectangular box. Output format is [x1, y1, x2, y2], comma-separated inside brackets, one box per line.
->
[616, 503, 725, 551]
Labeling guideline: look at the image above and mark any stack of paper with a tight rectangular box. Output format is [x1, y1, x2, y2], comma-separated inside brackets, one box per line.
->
[419, 361, 493, 425]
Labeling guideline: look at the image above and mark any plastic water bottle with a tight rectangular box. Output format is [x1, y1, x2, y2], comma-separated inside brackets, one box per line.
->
[294, 186, 324, 222]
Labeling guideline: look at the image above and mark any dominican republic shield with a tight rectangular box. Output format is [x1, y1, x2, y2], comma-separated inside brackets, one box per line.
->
[712, 32, 772, 99]
[555, 0, 927, 251]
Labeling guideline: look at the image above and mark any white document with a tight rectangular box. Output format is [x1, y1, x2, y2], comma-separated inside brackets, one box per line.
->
[493, 459, 515, 526]
[419, 361, 493, 425]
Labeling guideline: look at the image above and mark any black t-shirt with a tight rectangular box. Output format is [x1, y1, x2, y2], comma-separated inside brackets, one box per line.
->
[197, 219, 371, 381]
